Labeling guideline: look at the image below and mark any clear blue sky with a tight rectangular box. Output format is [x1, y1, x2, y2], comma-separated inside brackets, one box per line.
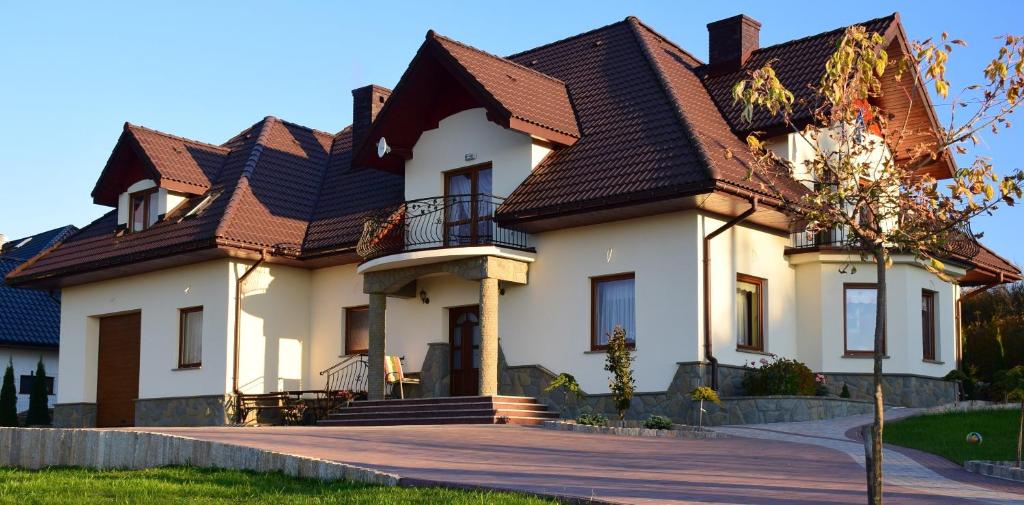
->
[2, 1, 1021, 264]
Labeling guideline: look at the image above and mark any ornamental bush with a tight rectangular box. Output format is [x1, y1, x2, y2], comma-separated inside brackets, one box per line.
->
[604, 326, 635, 420]
[643, 415, 674, 430]
[741, 355, 816, 396]
[577, 412, 608, 427]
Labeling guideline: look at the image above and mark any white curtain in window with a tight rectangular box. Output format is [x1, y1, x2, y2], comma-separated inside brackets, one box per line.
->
[182, 310, 203, 365]
[736, 281, 757, 346]
[596, 277, 635, 346]
[147, 192, 160, 227]
[845, 288, 877, 351]
[131, 195, 146, 232]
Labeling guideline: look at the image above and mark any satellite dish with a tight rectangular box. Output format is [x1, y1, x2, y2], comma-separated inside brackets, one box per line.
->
[376, 137, 391, 159]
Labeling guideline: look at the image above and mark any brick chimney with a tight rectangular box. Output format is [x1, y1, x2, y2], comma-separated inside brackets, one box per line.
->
[707, 14, 761, 72]
[351, 84, 391, 164]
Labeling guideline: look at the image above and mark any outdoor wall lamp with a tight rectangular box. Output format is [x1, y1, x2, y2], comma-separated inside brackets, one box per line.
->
[419, 290, 430, 304]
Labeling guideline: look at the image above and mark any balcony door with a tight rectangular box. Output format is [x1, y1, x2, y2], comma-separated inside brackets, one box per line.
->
[444, 163, 492, 247]
[449, 305, 480, 396]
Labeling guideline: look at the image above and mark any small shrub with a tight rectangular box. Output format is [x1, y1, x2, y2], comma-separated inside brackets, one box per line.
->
[643, 415, 674, 430]
[604, 326, 635, 420]
[0, 359, 16, 427]
[741, 355, 816, 396]
[691, 386, 721, 428]
[543, 373, 583, 398]
[840, 383, 851, 398]
[576, 412, 608, 427]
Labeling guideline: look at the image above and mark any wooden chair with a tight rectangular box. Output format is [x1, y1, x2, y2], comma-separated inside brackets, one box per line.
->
[384, 355, 420, 399]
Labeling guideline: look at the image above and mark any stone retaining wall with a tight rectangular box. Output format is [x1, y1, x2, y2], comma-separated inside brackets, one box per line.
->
[702, 396, 875, 425]
[0, 427, 399, 485]
[823, 373, 957, 408]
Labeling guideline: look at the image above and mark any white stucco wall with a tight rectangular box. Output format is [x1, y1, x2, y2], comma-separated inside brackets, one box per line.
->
[700, 215, 799, 369]
[57, 260, 233, 404]
[230, 261, 312, 394]
[0, 347, 58, 413]
[788, 252, 961, 377]
[500, 212, 703, 393]
[404, 107, 550, 201]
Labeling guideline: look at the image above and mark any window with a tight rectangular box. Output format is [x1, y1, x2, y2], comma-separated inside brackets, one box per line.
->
[344, 306, 370, 355]
[444, 163, 493, 246]
[844, 284, 884, 355]
[922, 290, 937, 361]
[129, 188, 160, 232]
[178, 306, 203, 368]
[736, 274, 765, 351]
[18, 374, 54, 395]
[591, 273, 636, 350]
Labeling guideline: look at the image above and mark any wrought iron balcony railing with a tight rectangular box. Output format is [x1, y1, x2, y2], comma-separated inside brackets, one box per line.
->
[356, 194, 532, 261]
[789, 222, 979, 259]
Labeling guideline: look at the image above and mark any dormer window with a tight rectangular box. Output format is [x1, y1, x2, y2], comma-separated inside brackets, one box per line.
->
[129, 188, 160, 232]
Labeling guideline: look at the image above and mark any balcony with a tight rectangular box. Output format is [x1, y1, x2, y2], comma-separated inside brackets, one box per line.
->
[356, 194, 534, 267]
[788, 222, 979, 259]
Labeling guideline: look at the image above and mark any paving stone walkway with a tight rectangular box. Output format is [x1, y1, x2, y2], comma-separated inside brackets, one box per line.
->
[715, 407, 1024, 505]
[149, 419, 1022, 504]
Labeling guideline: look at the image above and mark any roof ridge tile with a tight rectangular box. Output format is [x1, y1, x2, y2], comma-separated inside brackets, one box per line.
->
[429, 30, 570, 87]
[125, 122, 231, 152]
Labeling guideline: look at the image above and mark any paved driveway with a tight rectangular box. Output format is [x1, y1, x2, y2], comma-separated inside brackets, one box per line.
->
[146, 422, 1022, 504]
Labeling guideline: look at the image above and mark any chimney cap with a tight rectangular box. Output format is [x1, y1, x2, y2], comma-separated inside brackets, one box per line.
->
[707, 14, 762, 30]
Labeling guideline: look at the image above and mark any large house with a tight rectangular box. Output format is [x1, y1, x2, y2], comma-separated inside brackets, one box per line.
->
[7, 13, 1021, 427]
[0, 226, 77, 414]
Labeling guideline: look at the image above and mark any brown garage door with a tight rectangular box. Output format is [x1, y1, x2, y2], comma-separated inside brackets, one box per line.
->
[96, 312, 141, 427]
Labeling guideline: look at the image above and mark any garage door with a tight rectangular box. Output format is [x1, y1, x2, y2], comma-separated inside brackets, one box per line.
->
[96, 312, 141, 427]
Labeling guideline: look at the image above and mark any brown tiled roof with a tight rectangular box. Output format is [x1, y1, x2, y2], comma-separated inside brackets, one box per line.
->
[91, 124, 230, 205]
[965, 243, 1022, 280]
[303, 127, 405, 254]
[701, 14, 898, 134]
[429, 31, 580, 142]
[497, 17, 805, 220]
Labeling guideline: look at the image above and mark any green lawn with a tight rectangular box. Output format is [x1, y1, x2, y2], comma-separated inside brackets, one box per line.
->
[0, 466, 561, 505]
[886, 408, 1020, 465]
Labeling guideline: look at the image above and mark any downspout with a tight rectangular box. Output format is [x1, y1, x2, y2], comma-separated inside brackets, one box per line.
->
[702, 197, 758, 391]
[232, 249, 268, 423]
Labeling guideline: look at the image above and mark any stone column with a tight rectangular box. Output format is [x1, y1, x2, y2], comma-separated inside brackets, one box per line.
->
[367, 293, 387, 401]
[478, 277, 499, 396]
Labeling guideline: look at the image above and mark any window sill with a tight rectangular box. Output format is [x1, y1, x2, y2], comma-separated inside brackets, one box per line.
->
[584, 348, 636, 355]
[736, 347, 770, 356]
[172, 366, 201, 371]
[841, 354, 890, 359]
[922, 359, 945, 365]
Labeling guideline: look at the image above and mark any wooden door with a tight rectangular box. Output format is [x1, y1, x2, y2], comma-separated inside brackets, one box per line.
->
[96, 312, 141, 427]
[449, 306, 480, 396]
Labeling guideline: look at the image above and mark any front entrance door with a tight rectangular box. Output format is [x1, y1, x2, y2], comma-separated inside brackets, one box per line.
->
[449, 305, 480, 396]
[96, 312, 141, 427]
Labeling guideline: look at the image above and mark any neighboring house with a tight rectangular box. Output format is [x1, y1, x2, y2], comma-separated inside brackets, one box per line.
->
[0, 225, 77, 413]
[6, 13, 1021, 428]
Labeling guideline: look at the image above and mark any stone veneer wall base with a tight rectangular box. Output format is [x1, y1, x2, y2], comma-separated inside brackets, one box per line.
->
[135, 395, 232, 427]
[0, 427, 399, 485]
[53, 403, 97, 428]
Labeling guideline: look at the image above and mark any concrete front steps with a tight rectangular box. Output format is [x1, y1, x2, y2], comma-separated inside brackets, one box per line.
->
[318, 395, 558, 426]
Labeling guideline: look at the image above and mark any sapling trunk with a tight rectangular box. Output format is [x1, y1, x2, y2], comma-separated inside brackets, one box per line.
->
[868, 249, 887, 505]
[1018, 400, 1023, 469]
